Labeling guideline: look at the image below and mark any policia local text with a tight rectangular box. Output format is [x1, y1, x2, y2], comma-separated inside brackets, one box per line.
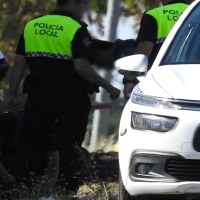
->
[163, 9, 183, 21]
[34, 23, 64, 37]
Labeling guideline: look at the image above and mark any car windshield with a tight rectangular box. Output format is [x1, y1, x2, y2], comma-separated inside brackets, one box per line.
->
[162, 3, 200, 65]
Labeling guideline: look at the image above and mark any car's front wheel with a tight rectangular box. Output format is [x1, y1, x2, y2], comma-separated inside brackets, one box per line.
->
[119, 171, 145, 200]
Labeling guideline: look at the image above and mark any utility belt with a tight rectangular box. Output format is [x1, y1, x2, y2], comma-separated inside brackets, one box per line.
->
[23, 75, 100, 95]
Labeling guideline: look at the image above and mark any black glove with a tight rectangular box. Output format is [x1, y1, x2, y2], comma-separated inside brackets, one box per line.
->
[87, 82, 100, 95]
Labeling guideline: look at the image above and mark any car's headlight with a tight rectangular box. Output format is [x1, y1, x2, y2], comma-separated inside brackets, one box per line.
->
[132, 93, 179, 109]
[132, 112, 177, 132]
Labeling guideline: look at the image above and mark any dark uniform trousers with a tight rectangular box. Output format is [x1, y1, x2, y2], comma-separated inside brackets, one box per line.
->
[15, 82, 91, 190]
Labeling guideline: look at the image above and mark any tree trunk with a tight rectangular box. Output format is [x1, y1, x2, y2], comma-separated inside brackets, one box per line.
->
[90, 0, 120, 149]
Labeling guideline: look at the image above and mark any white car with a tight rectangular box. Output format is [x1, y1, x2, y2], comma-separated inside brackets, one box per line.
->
[116, 1, 200, 200]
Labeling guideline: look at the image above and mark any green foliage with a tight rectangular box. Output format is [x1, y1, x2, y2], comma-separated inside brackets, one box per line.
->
[91, 0, 108, 14]
[90, 0, 161, 17]
[88, 0, 161, 35]
[122, 0, 160, 17]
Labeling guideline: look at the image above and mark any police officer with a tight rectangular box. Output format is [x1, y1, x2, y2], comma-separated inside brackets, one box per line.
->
[7, 0, 120, 195]
[123, 0, 189, 100]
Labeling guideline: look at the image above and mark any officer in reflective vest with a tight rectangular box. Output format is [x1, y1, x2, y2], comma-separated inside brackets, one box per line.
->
[7, 0, 120, 195]
[123, 0, 189, 101]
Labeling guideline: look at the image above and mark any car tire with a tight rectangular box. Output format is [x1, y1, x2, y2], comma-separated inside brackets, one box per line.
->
[119, 171, 146, 200]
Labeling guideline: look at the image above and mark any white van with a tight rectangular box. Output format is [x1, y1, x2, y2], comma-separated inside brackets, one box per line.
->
[116, 1, 200, 199]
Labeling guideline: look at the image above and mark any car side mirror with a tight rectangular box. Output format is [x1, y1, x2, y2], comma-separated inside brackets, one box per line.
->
[115, 55, 148, 77]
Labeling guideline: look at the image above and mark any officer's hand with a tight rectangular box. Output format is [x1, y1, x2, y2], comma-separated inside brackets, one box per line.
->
[7, 95, 20, 114]
[124, 83, 135, 101]
[107, 86, 121, 100]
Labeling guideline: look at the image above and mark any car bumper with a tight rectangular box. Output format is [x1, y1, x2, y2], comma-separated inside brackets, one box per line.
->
[123, 151, 200, 196]
[129, 152, 181, 183]
[127, 181, 200, 196]
[119, 102, 200, 196]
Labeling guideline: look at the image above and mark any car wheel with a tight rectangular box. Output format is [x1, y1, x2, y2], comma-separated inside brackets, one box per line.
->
[119, 171, 145, 200]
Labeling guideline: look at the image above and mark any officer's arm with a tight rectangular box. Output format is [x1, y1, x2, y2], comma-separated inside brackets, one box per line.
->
[8, 55, 27, 96]
[134, 14, 157, 57]
[123, 14, 157, 101]
[74, 58, 120, 99]
[72, 27, 120, 99]
[134, 41, 154, 57]
[124, 40, 153, 100]
[74, 58, 113, 90]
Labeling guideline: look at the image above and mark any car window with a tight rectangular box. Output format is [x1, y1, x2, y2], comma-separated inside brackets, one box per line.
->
[162, 3, 200, 65]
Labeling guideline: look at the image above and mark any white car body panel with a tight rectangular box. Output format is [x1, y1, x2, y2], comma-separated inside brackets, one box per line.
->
[152, 65, 200, 100]
[138, 70, 172, 98]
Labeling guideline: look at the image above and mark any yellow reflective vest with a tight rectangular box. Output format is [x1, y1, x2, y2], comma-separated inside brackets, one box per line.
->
[24, 15, 82, 60]
[146, 3, 188, 44]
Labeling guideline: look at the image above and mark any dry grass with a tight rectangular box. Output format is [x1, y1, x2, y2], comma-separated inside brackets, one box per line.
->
[0, 182, 119, 200]
[74, 183, 119, 200]
[82, 133, 119, 153]
[0, 139, 119, 200]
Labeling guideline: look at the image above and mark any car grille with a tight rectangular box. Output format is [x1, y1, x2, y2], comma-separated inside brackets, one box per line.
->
[193, 126, 200, 152]
[173, 101, 200, 111]
[166, 158, 200, 181]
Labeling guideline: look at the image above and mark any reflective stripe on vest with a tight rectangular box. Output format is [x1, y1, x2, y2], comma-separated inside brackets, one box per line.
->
[24, 15, 82, 60]
[146, 3, 188, 44]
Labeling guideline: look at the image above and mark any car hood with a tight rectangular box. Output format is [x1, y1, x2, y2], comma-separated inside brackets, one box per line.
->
[152, 64, 200, 100]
